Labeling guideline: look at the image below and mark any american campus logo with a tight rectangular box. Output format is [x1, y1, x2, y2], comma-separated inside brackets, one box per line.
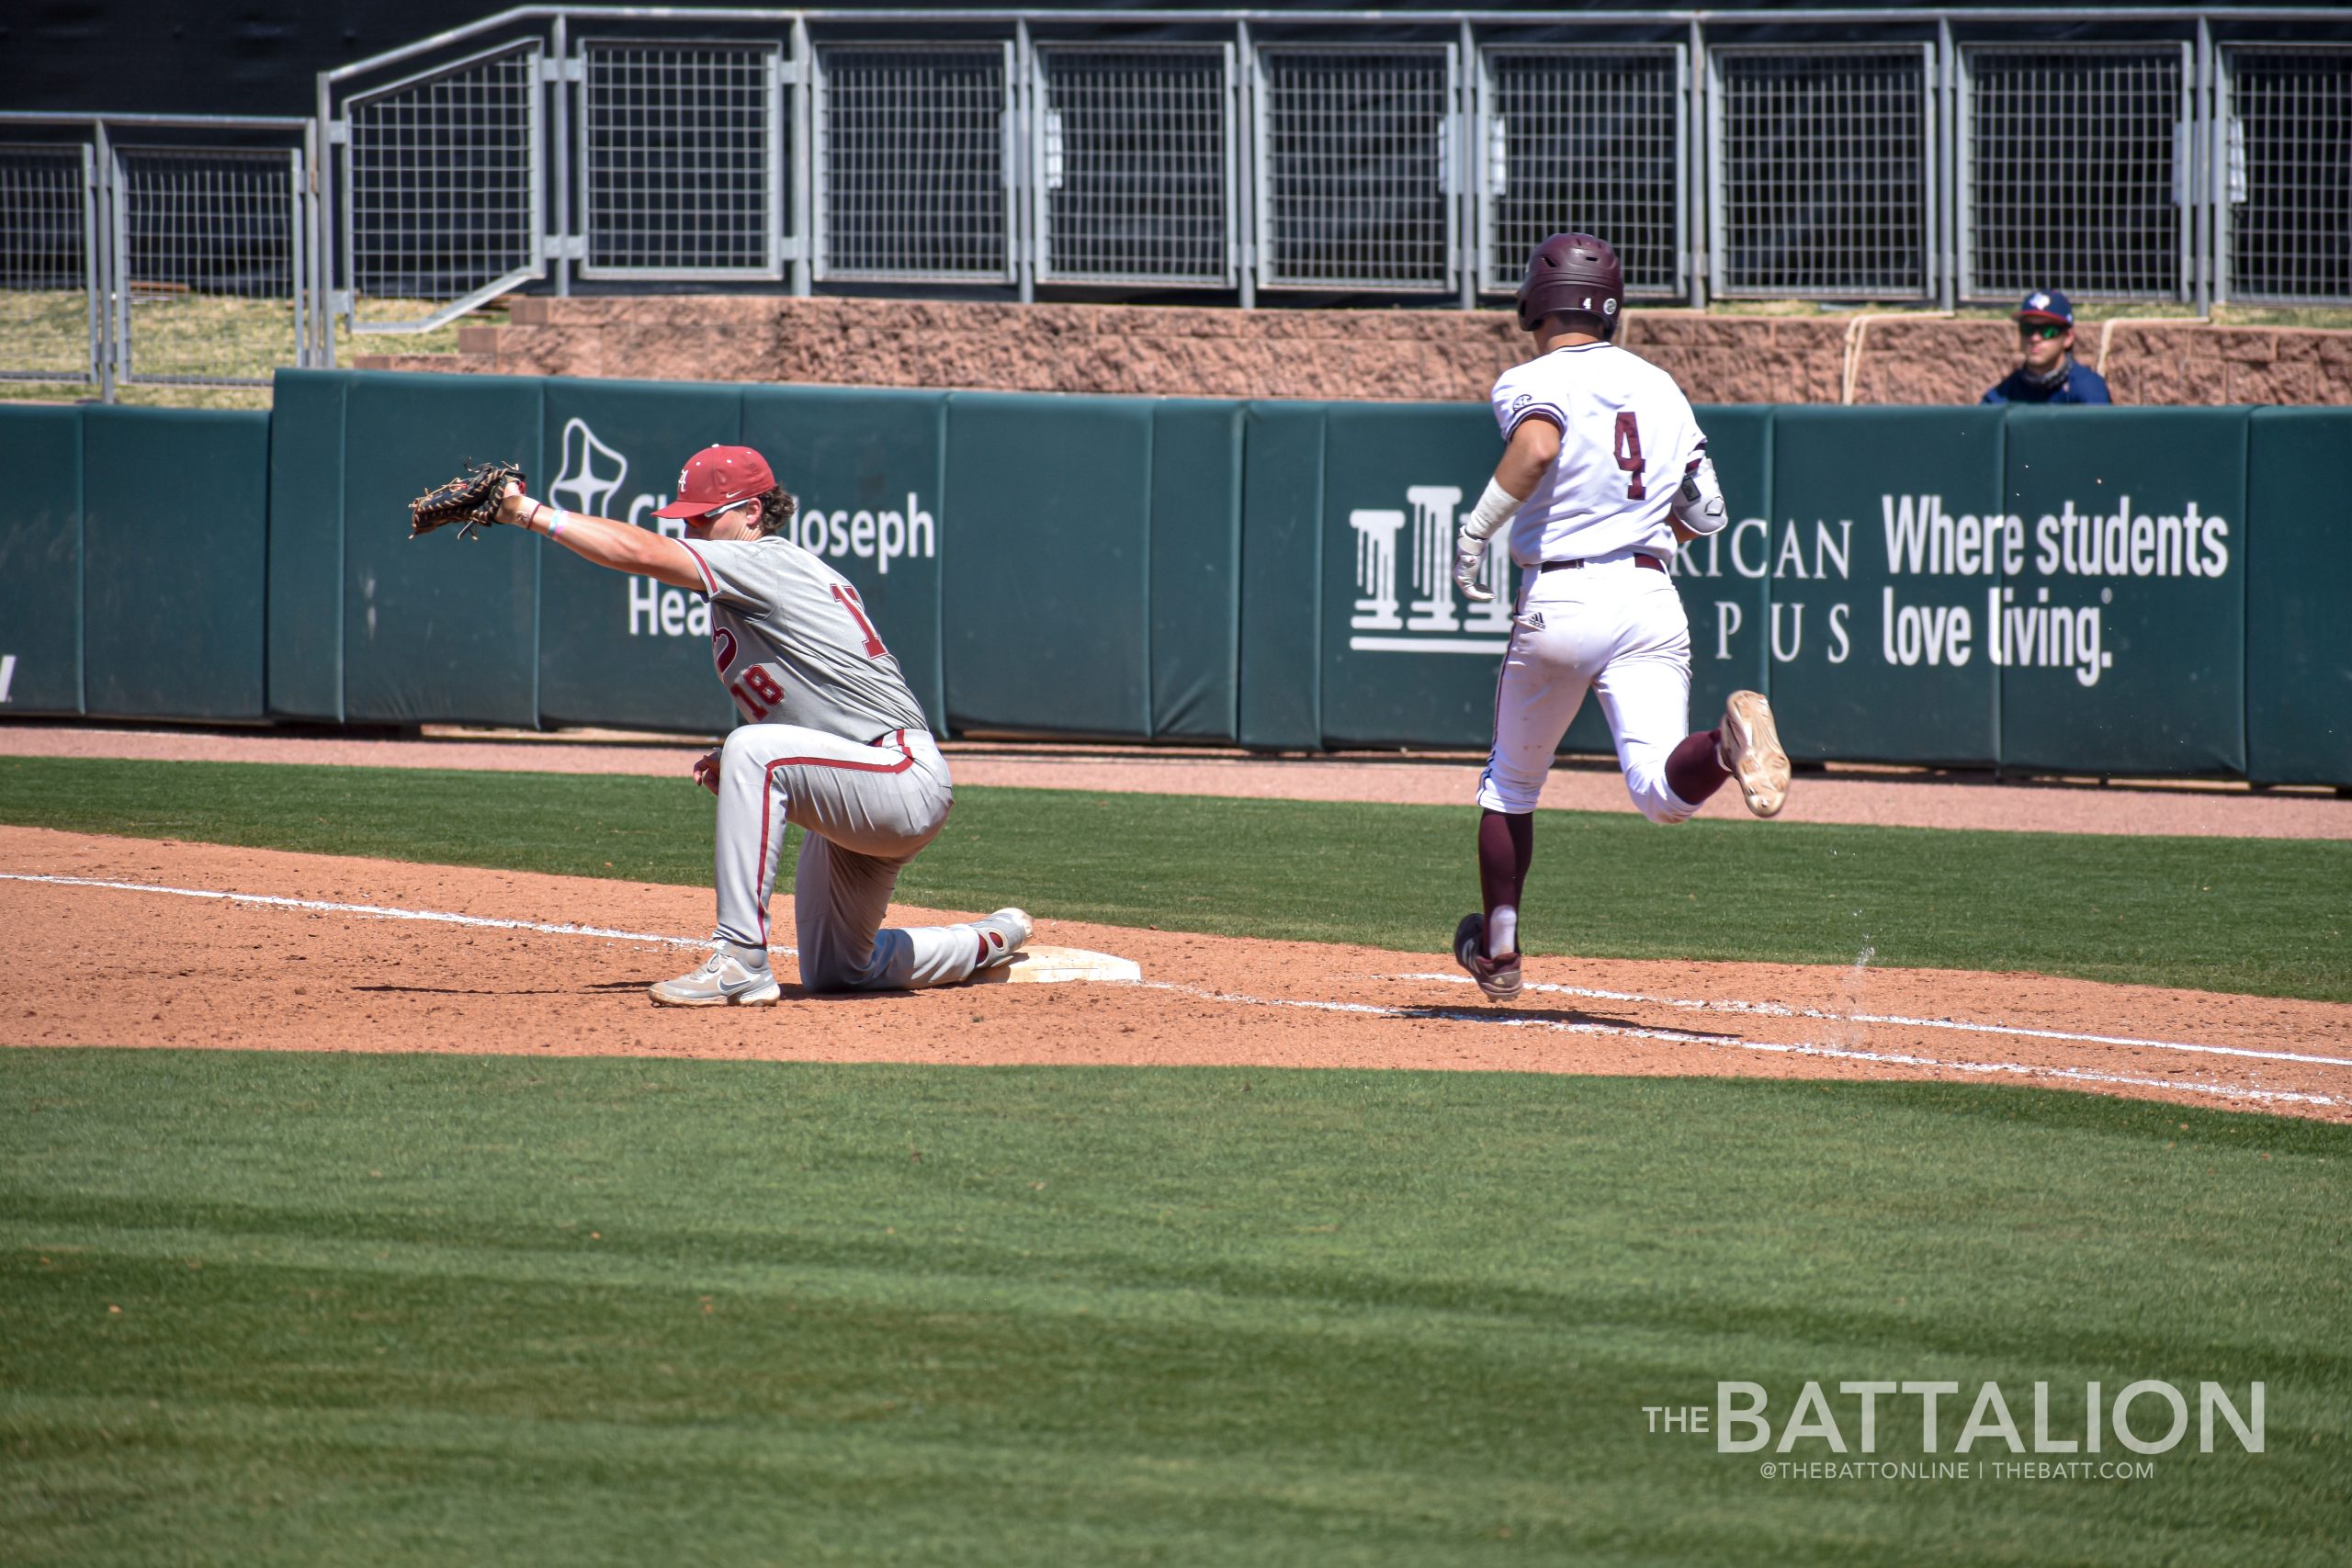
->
[1641, 1378, 2265, 1483]
[1343, 482, 2236, 686]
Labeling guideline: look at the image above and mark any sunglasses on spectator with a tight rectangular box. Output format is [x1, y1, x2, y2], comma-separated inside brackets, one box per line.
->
[2018, 322, 2068, 340]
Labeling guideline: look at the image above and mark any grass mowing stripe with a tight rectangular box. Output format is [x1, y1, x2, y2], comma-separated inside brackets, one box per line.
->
[2, 753, 2347, 1001]
[4, 1049, 2346, 1566]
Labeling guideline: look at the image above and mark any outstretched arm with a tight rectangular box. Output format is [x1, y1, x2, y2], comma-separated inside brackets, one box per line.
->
[494, 483, 707, 592]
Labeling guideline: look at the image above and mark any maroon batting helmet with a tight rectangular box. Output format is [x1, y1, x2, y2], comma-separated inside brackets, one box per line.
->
[1516, 232, 1623, 335]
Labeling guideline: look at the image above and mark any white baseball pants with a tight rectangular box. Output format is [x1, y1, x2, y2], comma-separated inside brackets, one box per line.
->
[1475, 556, 1702, 824]
[711, 724, 992, 992]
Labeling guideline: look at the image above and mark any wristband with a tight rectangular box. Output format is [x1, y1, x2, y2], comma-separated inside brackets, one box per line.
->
[1460, 476, 1524, 542]
[541, 504, 570, 541]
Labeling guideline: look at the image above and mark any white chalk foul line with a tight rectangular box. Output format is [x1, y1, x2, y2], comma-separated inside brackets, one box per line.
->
[1140, 979, 2338, 1111]
[0, 872, 771, 953]
[1398, 972, 2352, 1071]
[7, 872, 2335, 1109]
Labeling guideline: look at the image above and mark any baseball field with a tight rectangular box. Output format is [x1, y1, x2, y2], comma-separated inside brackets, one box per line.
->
[3, 732, 2348, 1565]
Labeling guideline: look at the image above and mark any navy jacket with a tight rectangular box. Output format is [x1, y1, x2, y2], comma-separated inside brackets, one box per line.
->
[1982, 361, 2112, 405]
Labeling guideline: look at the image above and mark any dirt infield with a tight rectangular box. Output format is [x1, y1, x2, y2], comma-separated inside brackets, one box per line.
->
[7, 726, 2348, 1121]
[5, 826, 2345, 1122]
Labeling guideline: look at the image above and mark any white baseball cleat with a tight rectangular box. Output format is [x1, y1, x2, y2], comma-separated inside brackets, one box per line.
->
[971, 908, 1034, 971]
[650, 942, 782, 1007]
[1718, 690, 1791, 818]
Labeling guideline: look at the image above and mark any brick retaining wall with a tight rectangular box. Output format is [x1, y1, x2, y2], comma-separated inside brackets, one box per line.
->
[355, 295, 2352, 405]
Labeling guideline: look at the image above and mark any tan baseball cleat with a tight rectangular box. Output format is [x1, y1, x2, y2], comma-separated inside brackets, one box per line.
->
[971, 908, 1034, 971]
[650, 942, 783, 1007]
[1718, 690, 1791, 818]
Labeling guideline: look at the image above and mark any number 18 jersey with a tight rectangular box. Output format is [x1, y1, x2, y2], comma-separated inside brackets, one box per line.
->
[1487, 341, 1708, 568]
[679, 536, 931, 742]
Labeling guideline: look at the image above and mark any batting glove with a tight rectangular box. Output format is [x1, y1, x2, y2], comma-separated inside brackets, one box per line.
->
[1453, 531, 1495, 604]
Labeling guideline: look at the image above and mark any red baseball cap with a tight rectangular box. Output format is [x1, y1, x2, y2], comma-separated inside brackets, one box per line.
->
[653, 445, 775, 518]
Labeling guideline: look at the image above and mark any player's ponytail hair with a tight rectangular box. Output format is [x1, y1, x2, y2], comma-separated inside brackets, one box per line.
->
[753, 484, 798, 538]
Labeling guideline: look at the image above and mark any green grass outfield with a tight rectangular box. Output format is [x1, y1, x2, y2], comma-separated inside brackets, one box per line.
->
[1, 754, 2346, 1000]
[4, 1051, 2346, 1566]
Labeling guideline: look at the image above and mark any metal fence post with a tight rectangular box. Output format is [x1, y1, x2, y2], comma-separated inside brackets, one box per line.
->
[95, 120, 116, 401]
[1939, 17, 1958, 312]
[1689, 17, 1708, 310]
[792, 17, 812, 297]
[2194, 17, 2213, 315]
[303, 118, 326, 367]
[1236, 20, 1256, 310]
[1015, 18, 1034, 304]
[2212, 39, 2232, 306]
[1458, 17, 1476, 310]
[82, 144, 102, 383]
[551, 13, 571, 299]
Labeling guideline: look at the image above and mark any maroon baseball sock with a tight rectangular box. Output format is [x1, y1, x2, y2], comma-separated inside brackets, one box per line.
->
[1665, 728, 1733, 807]
[1476, 810, 1534, 956]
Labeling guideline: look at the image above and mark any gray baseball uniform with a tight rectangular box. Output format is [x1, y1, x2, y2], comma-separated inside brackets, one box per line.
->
[679, 536, 991, 992]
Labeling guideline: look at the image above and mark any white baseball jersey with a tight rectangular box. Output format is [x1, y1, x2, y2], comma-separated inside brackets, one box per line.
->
[1488, 342, 1709, 566]
[678, 536, 929, 741]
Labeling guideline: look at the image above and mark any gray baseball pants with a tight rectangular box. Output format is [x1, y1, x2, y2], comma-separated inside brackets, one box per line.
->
[711, 724, 989, 992]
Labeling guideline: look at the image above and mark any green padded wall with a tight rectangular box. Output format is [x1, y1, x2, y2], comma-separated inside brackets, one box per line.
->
[82, 406, 268, 719]
[2001, 409, 2248, 776]
[2245, 409, 2352, 785]
[942, 392, 1153, 738]
[16, 382, 2346, 786]
[1317, 401, 1509, 750]
[341, 374, 546, 726]
[1238, 401, 1326, 751]
[1769, 407, 2006, 765]
[266, 369, 349, 719]
[1148, 400, 1245, 741]
[0, 405, 85, 715]
[536, 378, 743, 735]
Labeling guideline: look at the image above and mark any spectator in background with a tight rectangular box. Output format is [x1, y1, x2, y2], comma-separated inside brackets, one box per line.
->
[1984, 288, 2111, 405]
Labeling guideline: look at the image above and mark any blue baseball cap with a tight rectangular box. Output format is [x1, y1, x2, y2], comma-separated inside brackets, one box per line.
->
[2015, 288, 2074, 326]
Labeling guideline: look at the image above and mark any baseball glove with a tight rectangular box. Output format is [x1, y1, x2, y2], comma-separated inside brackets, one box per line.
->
[409, 460, 525, 541]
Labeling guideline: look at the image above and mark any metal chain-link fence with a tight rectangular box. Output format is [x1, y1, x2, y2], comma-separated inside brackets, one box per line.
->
[582, 40, 784, 279]
[1964, 46, 2188, 301]
[344, 40, 542, 331]
[814, 44, 1012, 281]
[113, 147, 304, 386]
[14, 6, 2318, 364]
[0, 144, 96, 382]
[1480, 48, 1682, 298]
[1713, 47, 1933, 299]
[1256, 47, 1457, 292]
[2222, 46, 2352, 305]
[1035, 45, 1233, 288]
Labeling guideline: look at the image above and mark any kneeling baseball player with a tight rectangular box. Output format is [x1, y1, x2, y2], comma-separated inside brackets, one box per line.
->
[469, 446, 1029, 1004]
[1450, 232, 1792, 1004]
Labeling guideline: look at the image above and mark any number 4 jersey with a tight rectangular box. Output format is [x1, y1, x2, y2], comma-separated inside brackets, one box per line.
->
[678, 536, 931, 741]
[1487, 341, 1709, 568]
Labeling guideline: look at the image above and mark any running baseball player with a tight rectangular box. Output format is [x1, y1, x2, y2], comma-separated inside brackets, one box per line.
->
[490, 446, 1030, 1005]
[1449, 232, 1791, 1003]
